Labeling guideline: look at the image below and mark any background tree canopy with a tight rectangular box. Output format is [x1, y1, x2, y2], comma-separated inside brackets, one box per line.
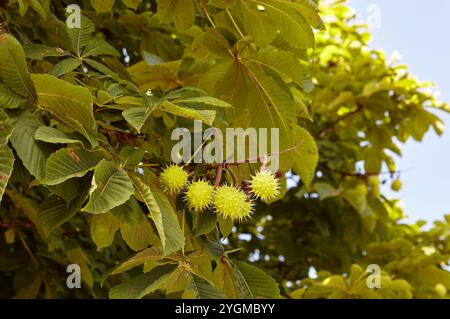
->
[0, 0, 449, 299]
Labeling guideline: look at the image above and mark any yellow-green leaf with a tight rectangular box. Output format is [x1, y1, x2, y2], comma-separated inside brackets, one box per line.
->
[32, 74, 98, 147]
[0, 34, 36, 99]
[82, 160, 134, 214]
[90, 212, 120, 249]
[91, 0, 115, 14]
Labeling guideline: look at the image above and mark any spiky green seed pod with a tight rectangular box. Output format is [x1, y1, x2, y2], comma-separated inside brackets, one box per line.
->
[184, 180, 214, 212]
[160, 165, 188, 195]
[240, 201, 254, 219]
[250, 170, 280, 203]
[213, 185, 253, 222]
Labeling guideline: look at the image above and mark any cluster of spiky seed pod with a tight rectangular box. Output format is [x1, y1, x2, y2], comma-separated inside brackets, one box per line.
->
[159, 164, 280, 222]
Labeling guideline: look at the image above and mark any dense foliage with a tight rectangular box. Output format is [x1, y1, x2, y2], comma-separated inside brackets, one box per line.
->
[228, 2, 450, 299]
[0, 0, 449, 299]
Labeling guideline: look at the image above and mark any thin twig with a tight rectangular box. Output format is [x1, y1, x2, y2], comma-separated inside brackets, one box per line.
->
[318, 102, 364, 138]
[214, 164, 223, 188]
[325, 166, 412, 179]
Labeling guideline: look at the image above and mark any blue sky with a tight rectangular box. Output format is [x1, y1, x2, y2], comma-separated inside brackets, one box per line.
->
[347, 0, 450, 222]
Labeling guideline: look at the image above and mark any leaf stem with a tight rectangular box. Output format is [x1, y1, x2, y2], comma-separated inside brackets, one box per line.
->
[214, 164, 223, 188]
[200, 1, 216, 28]
[18, 231, 39, 266]
[224, 167, 238, 186]
[226, 8, 244, 38]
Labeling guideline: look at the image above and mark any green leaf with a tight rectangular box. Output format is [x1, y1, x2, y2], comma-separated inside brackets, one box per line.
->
[24, 44, 70, 61]
[255, 0, 315, 49]
[275, 0, 323, 29]
[341, 183, 376, 232]
[120, 208, 158, 251]
[0, 144, 14, 202]
[17, 0, 29, 16]
[82, 38, 120, 58]
[120, 220, 157, 251]
[415, 266, 450, 290]
[246, 49, 304, 87]
[67, 15, 95, 57]
[199, 58, 295, 150]
[29, 0, 48, 19]
[363, 80, 393, 97]
[46, 177, 84, 204]
[109, 263, 178, 299]
[201, 239, 225, 261]
[0, 34, 36, 99]
[45, 147, 101, 185]
[111, 197, 144, 224]
[231, 261, 280, 299]
[314, 182, 341, 200]
[378, 279, 413, 299]
[37, 197, 73, 236]
[37, 189, 88, 237]
[159, 100, 216, 126]
[31, 74, 98, 147]
[143, 51, 165, 66]
[293, 89, 311, 120]
[90, 212, 120, 249]
[218, 216, 234, 238]
[342, 184, 368, 214]
[212, 259, 239, 298]
[193, 210, 217, 237]
[243, 64, 296, 147]
[10, 113, 53, 180]
[0, 110, 12, 144]
[157, 0, 196, 30]
[97, 90, 114, 105]
[128, 60, 181, 91]
[85, 58, 121, 80]
[131, 174, 185, 256]
[82, 160, 134, 214]
[0, 84, 26, 109]
[289, 126, 318, 190]
[185, 273, 226, 299]
[123, 107, 152, 133]
[48, 58, 81, 77]
[35, 126, 86, 146]
[91, 0, 115, 14]
[121, 0, 141, 10]
[191, 29, 231, 58]
[239, 1, 277, 47]
[111, 247, 163, 275]
[119, 146, 145, 169]
[176, 96, 232, 108]
[115, 92, 160, 133]
[165, 266, 192, 294]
